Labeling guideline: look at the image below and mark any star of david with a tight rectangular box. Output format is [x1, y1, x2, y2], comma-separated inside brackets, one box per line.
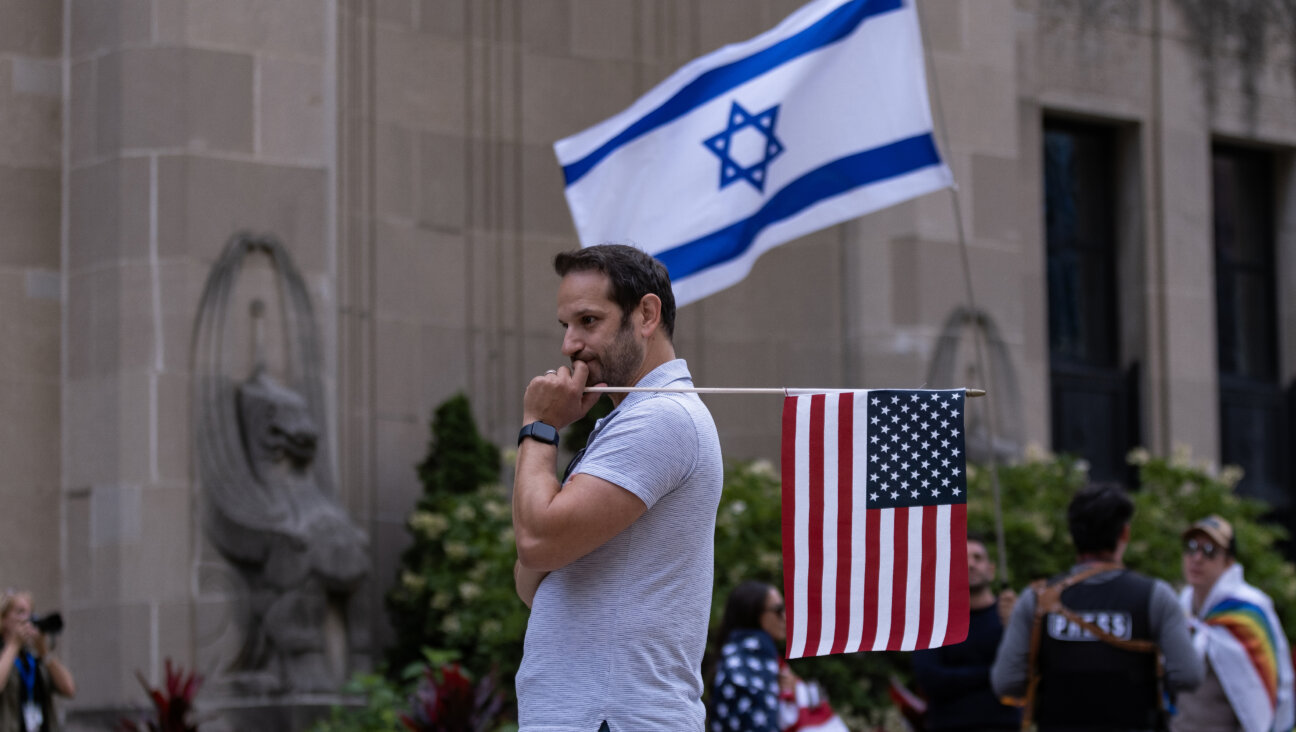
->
[702, 101, 785, 193]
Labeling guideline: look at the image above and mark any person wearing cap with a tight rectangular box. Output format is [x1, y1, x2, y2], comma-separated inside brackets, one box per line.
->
[1172, 516, 1294, 732]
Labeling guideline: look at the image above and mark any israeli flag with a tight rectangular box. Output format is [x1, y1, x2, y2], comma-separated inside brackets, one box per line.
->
[555, 0, 953, 306]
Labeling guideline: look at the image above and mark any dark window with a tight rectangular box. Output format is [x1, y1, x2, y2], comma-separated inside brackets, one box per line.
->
[1044, 125, 1120, 368]
[1044, 120, 1139, 484]
[1214, 148, 1278, 382]
[1213, 145, 1288, 513]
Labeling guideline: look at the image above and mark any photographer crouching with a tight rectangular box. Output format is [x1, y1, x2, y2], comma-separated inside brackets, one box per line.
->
[0, 590, 74, 732]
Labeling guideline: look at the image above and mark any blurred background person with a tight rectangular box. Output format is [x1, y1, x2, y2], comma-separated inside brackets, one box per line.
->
[1173, 516, 1294, 732]
[913, 533, 1020, 732]
[710, 580, 798, 732]
[0, 590, 74, 732]
[992, 482, 1202, 731]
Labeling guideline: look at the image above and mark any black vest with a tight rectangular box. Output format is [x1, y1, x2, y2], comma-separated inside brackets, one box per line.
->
[1036, 569, 1160, 730]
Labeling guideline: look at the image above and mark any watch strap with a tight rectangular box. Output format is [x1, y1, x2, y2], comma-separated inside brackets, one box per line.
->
[518, 421, 560, 448]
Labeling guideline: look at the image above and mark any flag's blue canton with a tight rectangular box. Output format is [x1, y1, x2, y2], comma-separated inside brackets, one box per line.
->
[864, 390, 967, 508]
[702, 100, 785, 192]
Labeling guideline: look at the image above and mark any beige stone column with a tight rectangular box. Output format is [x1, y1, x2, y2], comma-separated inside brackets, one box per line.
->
[1144, 0, 1218, 458]
[62, 0, 336, 720]
[0, 0, 63, 611]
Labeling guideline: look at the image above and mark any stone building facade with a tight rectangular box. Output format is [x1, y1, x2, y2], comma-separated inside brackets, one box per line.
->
[0, 0, 1292, 726]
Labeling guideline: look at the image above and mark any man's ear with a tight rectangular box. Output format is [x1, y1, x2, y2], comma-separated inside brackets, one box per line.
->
[637, 294, 662, 336]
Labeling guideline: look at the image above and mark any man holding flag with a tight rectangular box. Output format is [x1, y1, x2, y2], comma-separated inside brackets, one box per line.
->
[512, 245, 723, 731]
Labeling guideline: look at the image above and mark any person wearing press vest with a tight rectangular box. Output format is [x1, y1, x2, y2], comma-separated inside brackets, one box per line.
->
[990, 482, 1203, 731]
[511, 244, 723, 731]
[1172, 515, 1294, 732]
[0, 590, 74, 732]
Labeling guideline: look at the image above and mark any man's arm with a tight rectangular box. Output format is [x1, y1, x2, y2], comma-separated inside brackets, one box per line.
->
[912, 648, 993, 700]
[1149, 580, 1204, 692]
[990, 587, 1036, 698]
[511, 361, 646, 572]
[513, 438, 645, 571]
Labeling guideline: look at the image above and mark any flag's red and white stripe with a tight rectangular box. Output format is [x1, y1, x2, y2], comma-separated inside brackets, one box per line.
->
[781, 391, 969, 659]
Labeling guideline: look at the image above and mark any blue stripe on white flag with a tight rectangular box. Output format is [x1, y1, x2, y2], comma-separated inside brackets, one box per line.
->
[561, 0, 903, 187]
[656, 132, 940, 280]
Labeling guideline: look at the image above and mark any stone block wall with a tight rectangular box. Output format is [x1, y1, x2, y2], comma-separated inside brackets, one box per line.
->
[0, 0, 64, 618]
[60, 0, 337, 717]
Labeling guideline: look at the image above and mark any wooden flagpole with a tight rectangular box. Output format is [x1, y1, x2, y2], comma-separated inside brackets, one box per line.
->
[585, 386, 988, 396]
[915, 0, 1013, 585]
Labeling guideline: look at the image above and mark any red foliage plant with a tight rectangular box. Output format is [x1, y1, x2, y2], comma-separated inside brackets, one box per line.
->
[401, 663, 504, 732]
[117, 659, 203, 732]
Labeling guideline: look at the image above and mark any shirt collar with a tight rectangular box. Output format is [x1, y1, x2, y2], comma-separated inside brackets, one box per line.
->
[598, 359, 693, 424]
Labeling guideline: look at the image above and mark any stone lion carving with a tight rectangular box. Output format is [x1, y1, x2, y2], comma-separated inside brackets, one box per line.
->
[193, 232, 368, 694]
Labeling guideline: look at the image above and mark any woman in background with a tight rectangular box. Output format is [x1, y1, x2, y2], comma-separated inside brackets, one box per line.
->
[710, 580, 798, 732]
[0, 590, 74, 732]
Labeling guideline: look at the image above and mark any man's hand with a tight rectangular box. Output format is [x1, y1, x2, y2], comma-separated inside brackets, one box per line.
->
[997, 588, 1018, 627]
[522, 361, 604, 429]
[514, 560, 549, 608]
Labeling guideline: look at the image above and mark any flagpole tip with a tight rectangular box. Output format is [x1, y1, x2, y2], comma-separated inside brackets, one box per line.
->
[967, 388, 986, 398]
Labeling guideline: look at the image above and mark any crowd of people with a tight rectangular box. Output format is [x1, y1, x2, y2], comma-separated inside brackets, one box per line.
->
[930, 484, 1292, 732]
[705, 485, 1294, 732]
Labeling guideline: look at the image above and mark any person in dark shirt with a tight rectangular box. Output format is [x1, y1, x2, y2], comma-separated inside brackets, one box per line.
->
[913, 534, 1020, 732]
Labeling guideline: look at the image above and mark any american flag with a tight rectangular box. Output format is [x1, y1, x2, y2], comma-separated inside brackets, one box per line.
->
[781, 389, 970, 659]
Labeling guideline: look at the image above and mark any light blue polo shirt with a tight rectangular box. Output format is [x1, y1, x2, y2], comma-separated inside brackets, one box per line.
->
[517, 359, 723, 731]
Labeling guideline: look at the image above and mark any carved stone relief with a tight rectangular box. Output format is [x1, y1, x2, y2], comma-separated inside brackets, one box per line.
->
[192, 232, 369, 695]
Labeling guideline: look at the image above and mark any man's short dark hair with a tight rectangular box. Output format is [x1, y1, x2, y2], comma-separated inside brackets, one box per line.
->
[553, 244, 676, 339]
[1067, 482, 1134, 554]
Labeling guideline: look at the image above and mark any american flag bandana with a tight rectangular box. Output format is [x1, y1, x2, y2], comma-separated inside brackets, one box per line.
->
[781, 389, 970, 658]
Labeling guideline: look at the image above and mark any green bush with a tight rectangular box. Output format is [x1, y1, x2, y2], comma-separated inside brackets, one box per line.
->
[964, 451, 1089, 586]
[384, 394, 527, 697]
[310, 671, 408, 732]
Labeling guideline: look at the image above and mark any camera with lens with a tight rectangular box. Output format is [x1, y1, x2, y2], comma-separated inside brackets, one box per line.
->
[31, 612, 63, 636]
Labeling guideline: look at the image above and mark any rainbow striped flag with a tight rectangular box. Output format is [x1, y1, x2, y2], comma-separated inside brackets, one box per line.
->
[1204, 597, 1282, 708]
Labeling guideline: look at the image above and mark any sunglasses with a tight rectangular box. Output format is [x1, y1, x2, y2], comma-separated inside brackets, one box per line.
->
[1183, 538, 1221, 559]
[765, 603, 785, 617]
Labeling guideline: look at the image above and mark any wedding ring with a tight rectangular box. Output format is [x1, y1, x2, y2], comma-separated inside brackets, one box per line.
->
[545, 369, 558, 375]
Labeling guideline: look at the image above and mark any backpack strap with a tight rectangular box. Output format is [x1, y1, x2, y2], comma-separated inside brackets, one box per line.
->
[1021, 563, 1161, 730]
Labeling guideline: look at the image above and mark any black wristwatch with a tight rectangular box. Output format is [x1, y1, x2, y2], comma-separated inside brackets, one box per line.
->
[518, 421, 560, 448]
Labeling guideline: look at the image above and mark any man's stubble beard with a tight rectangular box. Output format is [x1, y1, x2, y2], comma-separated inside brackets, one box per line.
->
[581, 319, 644, 388]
